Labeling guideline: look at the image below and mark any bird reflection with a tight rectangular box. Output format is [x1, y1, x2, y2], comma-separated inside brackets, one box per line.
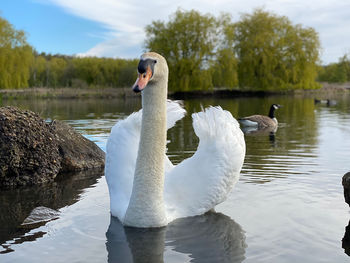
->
[241, 126, 277, 146]
[106, 211, 246, 263]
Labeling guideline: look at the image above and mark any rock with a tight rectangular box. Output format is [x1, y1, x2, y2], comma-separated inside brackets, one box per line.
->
[52, 120, 105, 173]
[0, 106, 105, 187]
[0, 107, 62, 187]
[342, 172, 350, 206]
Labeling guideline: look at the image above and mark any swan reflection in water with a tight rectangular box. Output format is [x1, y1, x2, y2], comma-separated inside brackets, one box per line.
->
[106, 211, 246, 263]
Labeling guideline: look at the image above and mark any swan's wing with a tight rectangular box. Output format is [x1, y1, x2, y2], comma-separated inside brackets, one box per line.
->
[105, 110, 142, 220]
[166, 100, 186, 129]
[105, 100, 186, 220]
[164, 106, 245, 221]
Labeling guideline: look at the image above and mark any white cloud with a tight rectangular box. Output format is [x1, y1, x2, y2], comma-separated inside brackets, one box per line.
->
[49, 0, 350, 63]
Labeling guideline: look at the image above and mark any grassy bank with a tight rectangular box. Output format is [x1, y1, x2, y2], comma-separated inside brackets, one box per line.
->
[0, 87, 135, 100]
[0, 83, 349, 101]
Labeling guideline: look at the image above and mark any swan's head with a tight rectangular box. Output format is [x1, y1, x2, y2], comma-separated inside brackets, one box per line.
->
[132, 52, 168, 93]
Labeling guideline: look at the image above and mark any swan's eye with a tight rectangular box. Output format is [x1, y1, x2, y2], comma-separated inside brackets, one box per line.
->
[143, 74, 146, 78]
[154, 60, 157, 64]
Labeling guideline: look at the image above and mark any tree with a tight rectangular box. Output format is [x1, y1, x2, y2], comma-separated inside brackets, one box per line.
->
[145, 9, 221, 92]
[47, 57, 67, 87]
[0, 16, 33, 89]
[234, 9, 321, 90]
[0, 15, 139, 90]
[29, 55, 46, 87]
[211, 14, 239, 89]
[71, 57, 138, 88]
[317, 54, 350, 83]
[340, 54, 350, 81]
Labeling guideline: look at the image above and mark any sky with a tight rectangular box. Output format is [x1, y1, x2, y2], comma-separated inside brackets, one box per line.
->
[1, 0, 350, 64]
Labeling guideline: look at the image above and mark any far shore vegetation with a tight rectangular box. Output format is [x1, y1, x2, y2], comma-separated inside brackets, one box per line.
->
[1, 8, 350, 94]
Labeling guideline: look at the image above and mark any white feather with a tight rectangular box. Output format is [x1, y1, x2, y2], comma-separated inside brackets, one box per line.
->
[164, 106, 245, 221]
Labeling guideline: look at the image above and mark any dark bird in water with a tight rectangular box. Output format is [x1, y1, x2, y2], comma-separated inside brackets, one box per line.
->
[314, 99, 337, 106]
[314, 98, 327, 104]
[239, 104, 282, 129]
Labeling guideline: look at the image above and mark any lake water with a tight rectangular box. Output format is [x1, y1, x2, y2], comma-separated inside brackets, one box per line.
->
[1, 94, 350, 262]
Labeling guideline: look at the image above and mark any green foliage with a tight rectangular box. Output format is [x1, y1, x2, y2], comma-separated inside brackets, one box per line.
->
[27, 52, 138, 89]
[0, 16, 33, 89]
[145, 8, 321, 92]
[145, 9, 225, 92]
[211, 48, 238, 89]
[71, 57, 138, 88]
[234, 9, 321, 90]
[317, 54, 350, 83]
[211, 14, 239, 89]
[29, 55, 47, 87]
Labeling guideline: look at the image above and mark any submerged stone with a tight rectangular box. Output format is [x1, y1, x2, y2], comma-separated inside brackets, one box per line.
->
[21, 206, 60, 228]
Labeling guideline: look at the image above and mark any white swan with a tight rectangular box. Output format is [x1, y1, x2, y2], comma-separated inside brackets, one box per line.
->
[105, 52, 245, 228]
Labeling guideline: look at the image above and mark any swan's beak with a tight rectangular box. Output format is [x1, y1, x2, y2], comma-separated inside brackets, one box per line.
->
[132, 67, 152, 93]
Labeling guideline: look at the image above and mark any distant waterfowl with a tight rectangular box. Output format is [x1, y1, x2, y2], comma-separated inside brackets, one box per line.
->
[314, 99, 327, 104]
[326, 99, 337, 106]
[105, 52, 246, 228]
[239, 104, 282, 129]
[314, 99, 337, 106]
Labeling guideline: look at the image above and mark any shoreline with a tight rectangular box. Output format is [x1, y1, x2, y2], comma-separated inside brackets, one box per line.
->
[0, 87, 134, 100]
[0, 82, 349, 100]
[171, 82, 350, 100]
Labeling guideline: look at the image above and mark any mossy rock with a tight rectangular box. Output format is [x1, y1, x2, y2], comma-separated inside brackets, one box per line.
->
[0, 106, 105, 187]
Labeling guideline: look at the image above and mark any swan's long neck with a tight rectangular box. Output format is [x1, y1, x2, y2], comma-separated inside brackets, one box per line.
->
[124, 77, 168, 228]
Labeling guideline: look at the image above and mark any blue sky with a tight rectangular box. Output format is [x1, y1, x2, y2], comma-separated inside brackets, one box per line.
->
[1, 0, 350, 64]
[1, 0, 106, 55]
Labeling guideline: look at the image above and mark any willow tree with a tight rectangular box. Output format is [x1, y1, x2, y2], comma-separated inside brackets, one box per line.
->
[0, 16, 33, 89]
[211, 14, 239, 89]
[234, 9, 321, 90]
[145, 9, 222, 92]
[29, 55, 47, 87]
